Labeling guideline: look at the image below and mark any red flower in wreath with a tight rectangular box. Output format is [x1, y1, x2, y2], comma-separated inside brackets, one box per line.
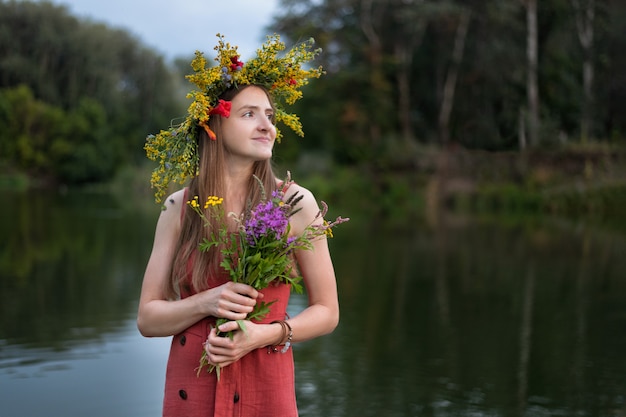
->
[209, 99, 232, 118]
[230, 56, 244, 71]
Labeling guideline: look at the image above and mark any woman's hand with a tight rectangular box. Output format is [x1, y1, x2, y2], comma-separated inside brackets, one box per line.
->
[198, 282, 263, 321]
[204, 320, 278, 368]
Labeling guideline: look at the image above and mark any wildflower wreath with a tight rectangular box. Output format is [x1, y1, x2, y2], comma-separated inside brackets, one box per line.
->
[144, 33, 324, 203]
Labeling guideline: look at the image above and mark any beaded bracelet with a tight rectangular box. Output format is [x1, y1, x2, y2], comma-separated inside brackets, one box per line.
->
[268, 320, 293, 354]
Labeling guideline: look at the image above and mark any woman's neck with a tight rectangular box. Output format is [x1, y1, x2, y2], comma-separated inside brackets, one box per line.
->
[223, 164, 253, 214]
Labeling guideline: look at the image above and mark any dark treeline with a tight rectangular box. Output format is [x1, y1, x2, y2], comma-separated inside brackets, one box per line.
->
[1, 0, 625, 194]
[0, 0, 183, 185]
[271, 0, 626, 160]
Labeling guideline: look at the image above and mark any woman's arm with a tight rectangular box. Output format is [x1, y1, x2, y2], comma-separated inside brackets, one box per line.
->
[137, 190, 260, 337]
[282, 184, 340, 341]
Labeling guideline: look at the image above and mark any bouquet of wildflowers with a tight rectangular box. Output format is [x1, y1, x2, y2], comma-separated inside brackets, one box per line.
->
[188, 175, 349, 378]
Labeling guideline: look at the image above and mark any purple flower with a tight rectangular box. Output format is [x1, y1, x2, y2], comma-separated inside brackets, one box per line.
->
[244, 195, 289, 246]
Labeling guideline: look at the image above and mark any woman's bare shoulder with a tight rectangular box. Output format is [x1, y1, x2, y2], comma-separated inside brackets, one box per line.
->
[156, 188, 187, 224]
[284, 182, 316, 207]
[284, 183, 324, 234]
[162, 188, 187, 208]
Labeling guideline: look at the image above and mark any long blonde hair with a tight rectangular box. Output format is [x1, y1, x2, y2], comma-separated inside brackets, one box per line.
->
[166, 85, 278, 299]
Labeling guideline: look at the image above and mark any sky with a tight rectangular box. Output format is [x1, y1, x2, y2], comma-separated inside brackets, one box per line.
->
[36, 0, 281, 61]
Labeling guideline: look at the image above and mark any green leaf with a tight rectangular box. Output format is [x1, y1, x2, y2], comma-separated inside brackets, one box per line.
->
[247, 252, 262, 264]
[236, 319, 248, 335]
[248, 300, 276, 322]
[199, 237, 219, 252]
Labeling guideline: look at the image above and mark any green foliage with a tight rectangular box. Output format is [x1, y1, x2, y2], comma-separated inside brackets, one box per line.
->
[462, 180, 626, 222]
[0, 85, 115, 183]
[2, 0, 626, 196]
[542, 181, 626, 217]
[271, 0, 626, 154]
[0, 0, 185, 185]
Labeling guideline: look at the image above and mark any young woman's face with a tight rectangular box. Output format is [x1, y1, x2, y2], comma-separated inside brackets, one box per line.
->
[221, 86, 277, 163]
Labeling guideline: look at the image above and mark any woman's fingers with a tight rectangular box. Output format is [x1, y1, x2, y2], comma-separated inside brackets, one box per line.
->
[213, 283, 263, 319]
[228, 282, 261, 302]
[201, 282, 261, 319]
[216, 300, 251, 319]
[206, 327, 240, 367]
[217, 320, 241, 333]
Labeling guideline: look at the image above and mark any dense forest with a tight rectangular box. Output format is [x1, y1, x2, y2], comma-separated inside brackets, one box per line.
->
[1, 0, 625, 209]
[0, 0, 184, 185]
[269, 0, 626, 155]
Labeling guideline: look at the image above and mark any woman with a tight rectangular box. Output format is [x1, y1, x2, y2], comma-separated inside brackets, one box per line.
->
[138, 35, 341, 416]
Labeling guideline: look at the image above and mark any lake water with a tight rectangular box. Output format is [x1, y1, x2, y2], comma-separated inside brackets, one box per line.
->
[1, 190, 625, 417]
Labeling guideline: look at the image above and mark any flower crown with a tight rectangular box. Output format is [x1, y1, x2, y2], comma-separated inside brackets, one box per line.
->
[145, 33, 324, 203]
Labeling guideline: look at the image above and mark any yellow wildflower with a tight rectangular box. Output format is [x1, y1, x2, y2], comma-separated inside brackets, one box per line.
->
[323, 220, 334, 238]
[204, 196, 224, 208]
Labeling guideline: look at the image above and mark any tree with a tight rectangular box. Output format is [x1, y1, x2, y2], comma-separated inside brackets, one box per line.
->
[0, 0, 185, 184]
[438, 9, 471, 145]
[0, 85, 114, 183]
[520, 0, 540, 148]
[269, 0, 625, 162]
[390, 0, 429, 145]
[571, 0, 595, 142]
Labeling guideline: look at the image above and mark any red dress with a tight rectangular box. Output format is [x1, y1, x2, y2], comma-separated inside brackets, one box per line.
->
[162, 194, 298, 417]
[162, 281, 297, 417]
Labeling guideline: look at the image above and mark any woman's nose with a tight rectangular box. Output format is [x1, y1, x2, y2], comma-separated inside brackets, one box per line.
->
[258, 116, 273, 131]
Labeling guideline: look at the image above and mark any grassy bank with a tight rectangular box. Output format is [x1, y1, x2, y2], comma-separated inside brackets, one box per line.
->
[3, 143, 625, 222]
[453, 180, 626, 218]
[419, 144, 626, 234]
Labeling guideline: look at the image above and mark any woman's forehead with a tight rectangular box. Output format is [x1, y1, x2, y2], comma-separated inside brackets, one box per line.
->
[232, 86, 272, 109]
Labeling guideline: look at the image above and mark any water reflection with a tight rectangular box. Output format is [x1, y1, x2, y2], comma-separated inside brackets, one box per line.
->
[1, 191, 625, 417]
[320, 212, 626, 417]
[0, 191, 156, 347]
[1, 320, 170, 417]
